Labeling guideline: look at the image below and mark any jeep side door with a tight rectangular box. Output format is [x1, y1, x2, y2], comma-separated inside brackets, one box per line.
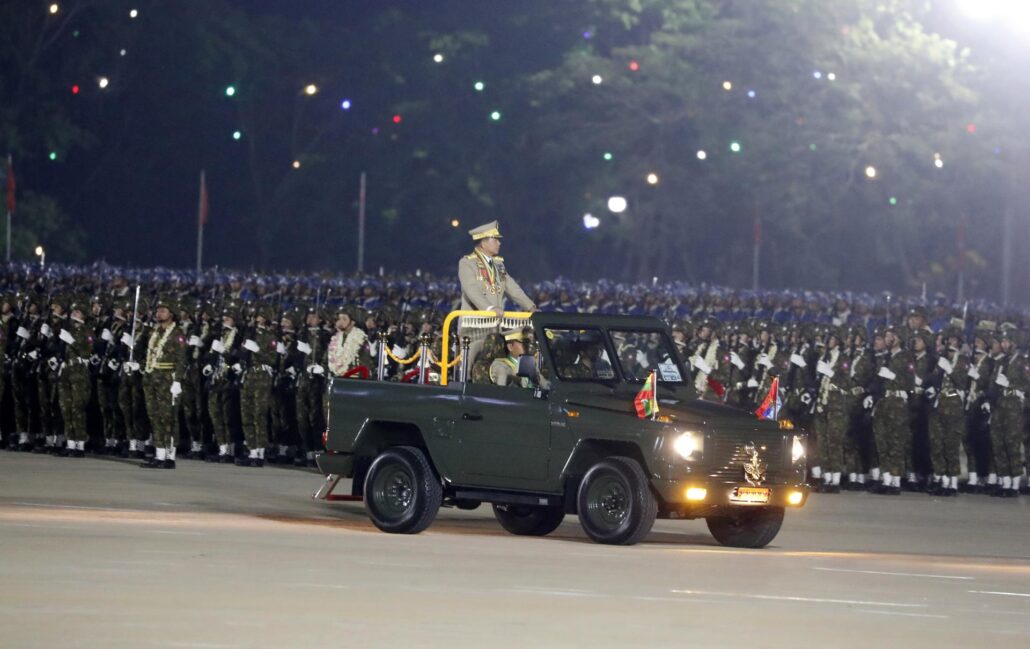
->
[455, 383, 551, 489]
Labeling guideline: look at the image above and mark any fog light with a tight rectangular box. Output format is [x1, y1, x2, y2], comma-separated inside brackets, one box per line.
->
[686, 487, 707, 501]
[787, 490, 804, 506]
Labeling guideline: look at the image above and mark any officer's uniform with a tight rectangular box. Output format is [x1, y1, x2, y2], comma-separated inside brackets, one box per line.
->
[813, 328, 851, 492]
[488, 329, 530, 387]
[927, 322, 968, 494]
[206, 305, 243, 462]
[56, 302, 93, 456]
[989, 327, 1027, 496]
[457, 221, 535, 374]
[294, 308, 328, 466]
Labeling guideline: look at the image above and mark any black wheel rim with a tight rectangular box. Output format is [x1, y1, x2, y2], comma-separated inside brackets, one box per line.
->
[371, 462, 414, 518]
[585, 473, 629, 530]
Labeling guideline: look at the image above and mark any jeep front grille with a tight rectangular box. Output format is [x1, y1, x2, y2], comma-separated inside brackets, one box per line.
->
[704, 434, 786, 483]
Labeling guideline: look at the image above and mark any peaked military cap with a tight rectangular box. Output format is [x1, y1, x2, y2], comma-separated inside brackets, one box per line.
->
[502, 328, 526, 342]
[469, 220, 502, 241]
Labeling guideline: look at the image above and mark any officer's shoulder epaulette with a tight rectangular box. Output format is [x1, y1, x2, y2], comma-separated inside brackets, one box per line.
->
[494, 255, 505, 262]
[464, 253, 478, 261]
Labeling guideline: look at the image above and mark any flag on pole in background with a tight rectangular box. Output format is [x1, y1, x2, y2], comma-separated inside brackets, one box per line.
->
[4, 156, 14, 215]
[634, 370, 659, 419]
[755, 377, 781, 420]
[197, 170, 208, 227]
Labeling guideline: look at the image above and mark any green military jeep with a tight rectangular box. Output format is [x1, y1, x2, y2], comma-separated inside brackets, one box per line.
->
[315, 312, 808, 547]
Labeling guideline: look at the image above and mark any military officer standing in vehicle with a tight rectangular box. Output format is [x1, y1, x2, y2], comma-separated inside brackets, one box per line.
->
[871, 326, 915, 494]
[457, 221, 536, 368]
[238, 304, 278, 466]
[927, 320, 969, 495]
[988, 326, 1027, 496]
[140, 297, 186, 469]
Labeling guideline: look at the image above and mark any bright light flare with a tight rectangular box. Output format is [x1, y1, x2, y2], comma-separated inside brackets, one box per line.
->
[97, 76, 109, 89]
[591, 74, 603, 85]
[304, 84, 318, 96]
[722, 81, 732, 90]
[607, 196, 627, 213]
[49, 3, 59, 14]
[792, 435, 805, 462]
[865, 165, 877, 179]
[129, 8, 138, 18]
[672, 432, 699, 459]
[34, 246, 44, 257]
[582, 213, 600, 229]
[646, 172, 659, 185]
[291, 160, 301, 169]
[787, 491, 804, 506]
[433, 53, 444, 63]
[696, 150, 707, 160]
[450, 219, 460, 228]
[685, 487, 707, 502]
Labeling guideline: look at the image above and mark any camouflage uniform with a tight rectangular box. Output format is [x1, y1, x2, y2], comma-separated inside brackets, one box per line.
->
[57, 303, 93, 455]
[988, 328, 1028, 495]
[118, 320, 150, 457]
[239, 307, 279, 465]
[963, 326, 995, 489]
[294, 310, 329, 466]
[206, 307, 243, 462]
[812, 329, 851, 491]
[871, 329, 915, 492]
[141, 301, 188, 468]
[844, 328, 876, 488]
[471, 334, 506, 384]
[927, 326, 968, 493]
[270, 313, 300, 462]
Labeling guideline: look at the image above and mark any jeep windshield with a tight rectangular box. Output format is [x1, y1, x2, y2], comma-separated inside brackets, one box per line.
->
[543, 326, 687, 385]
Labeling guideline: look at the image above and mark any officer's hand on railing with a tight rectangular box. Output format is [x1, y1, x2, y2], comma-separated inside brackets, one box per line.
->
[862, 395, 874, 410]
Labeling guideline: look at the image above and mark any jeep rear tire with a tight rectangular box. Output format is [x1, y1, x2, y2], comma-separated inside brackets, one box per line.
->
[492, 504, 565, 536]
[576, 457, 657, 545]
[364, 446, 441, 534]
[706, 506, 784, 548]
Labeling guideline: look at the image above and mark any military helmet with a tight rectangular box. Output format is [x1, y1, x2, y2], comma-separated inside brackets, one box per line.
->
[974, 320, 998, 342]
[153, 295, 176, 312]
[999, 327, 1023, 347]
[912, 328, 935, 350]
[280, 309, 301, 328]
[255, 303, 277, 322]
[849, 324, 868, 343]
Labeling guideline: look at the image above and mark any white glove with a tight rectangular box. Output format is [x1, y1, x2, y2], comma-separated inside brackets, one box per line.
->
[310, 364, 325, 375]
[816, 361, 833, 377]
[790, 353, 806, 368]
[231, 363, 243, 373]
[800, 392, 812, 405]
[995, 373, 1010, 388]
[757, 354, 773, 369]
[243, 339, 259, 353]
[937, 357, 953, 374]
[125, 361, 140, 372]
[967, 367, 980, 381]
[27, 350, 38, 360]
[107, 359, 119, 371]
[210, 339, 225, 354]
[746, 378, 759, 388]
[121, 332, 134, 348]
[925, 386, 936, 400]
[40, 323, 52, 338]
[188, 335, 202, 347]
[276, 342, 287, 355]
[914, 375, 923, 387]
[878, 366, 896, 381]
[202, 364, 214, 376]
[101, 328, 113, 342]
[862, 395, 873, 410]
[296, 341, 312, 355]
[59, 329, 75, 345]
[691, 357, 712, 375]
[286, 367, 297, 378]
[16, 326, 29, 339]
[47, 357, 59, 371]
[729, 352, 745, 370]
[981, 402, 991, 414]
[170, 381, 182, 396]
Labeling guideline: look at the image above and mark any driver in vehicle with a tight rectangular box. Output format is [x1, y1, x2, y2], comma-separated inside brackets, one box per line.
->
[490, 329, 531, 387]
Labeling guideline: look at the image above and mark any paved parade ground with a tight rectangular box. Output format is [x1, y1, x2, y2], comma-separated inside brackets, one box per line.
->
[1, 453, 1027, 648]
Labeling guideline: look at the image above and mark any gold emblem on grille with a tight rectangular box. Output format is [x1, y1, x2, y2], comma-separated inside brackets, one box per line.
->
[743, 442, 766, 486]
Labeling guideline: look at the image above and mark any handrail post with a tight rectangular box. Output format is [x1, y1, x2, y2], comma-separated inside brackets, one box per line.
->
[417, 333, 430, 385]
[376, 330, 388, 381]
[459, 336, 471, 383]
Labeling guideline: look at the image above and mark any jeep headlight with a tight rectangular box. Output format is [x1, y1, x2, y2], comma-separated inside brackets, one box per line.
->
[672, 431, 702, 460]
[791, 435, 805, 463]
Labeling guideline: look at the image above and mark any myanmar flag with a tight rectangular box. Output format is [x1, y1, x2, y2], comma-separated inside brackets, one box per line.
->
[634, 371, 658, 419]
[755, 377, 781, 420]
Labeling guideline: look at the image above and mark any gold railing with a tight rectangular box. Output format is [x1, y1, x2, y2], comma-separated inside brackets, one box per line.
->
[439, 310, 532, 386]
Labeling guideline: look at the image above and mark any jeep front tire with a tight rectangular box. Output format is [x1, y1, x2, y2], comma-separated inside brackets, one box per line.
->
[576, 457, 657, 545]
[363, 446, 442, 534]
[492, 504, 565, 536]
[706, 506, 784, 548]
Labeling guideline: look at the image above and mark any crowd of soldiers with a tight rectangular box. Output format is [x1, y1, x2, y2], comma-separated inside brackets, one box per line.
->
[678, 308, 1029, 497]
[0, 262, 1026, 496]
